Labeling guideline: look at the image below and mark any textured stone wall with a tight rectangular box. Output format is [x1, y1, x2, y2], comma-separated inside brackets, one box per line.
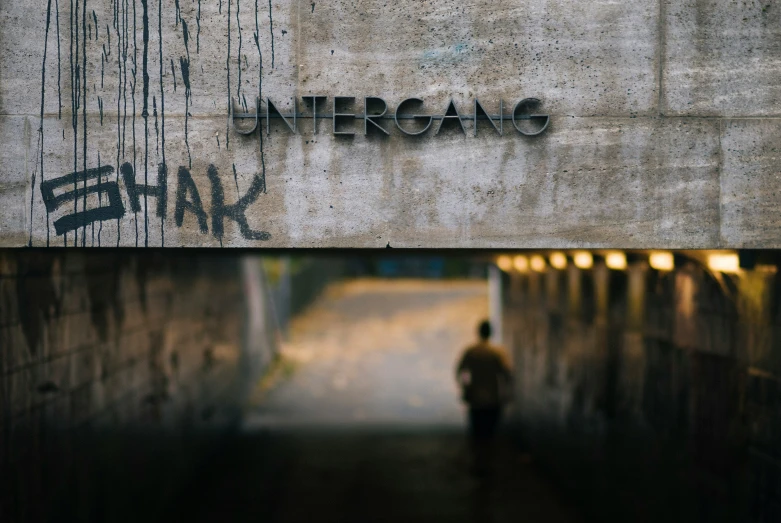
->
[502, 255, 781, 522]
[1, 0, 779, 247]
[0, 251, 278, 522]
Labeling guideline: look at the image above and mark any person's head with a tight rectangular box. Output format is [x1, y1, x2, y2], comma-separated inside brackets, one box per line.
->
[478, 320, 492, 340]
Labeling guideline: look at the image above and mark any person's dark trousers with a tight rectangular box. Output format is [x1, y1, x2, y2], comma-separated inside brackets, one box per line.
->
[469, 407, 501, 441]
[468, 406, 502, 475]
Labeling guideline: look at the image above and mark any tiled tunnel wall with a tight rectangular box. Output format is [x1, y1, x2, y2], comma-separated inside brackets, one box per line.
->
[0, 251, 278, 523]
[504, 257, 780, 523]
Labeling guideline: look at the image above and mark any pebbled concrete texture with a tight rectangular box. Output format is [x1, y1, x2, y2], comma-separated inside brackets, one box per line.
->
[0, 0, 779, 247]
[720, 119, 781, 247]
[663, 0, 781, 117]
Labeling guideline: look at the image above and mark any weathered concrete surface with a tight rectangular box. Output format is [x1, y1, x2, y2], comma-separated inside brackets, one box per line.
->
[298, 0, 658, 116]
[663, 0, 781, 116]
[720, 119, 781, 247]
[0, 0, 779, 247]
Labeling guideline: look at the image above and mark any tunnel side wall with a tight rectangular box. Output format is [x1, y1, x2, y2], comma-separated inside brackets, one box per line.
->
[504, 260, 778, 523]
[0, 251, 278, 523]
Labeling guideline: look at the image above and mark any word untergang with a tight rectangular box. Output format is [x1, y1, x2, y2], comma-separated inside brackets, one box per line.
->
[231, 96, 550, 137]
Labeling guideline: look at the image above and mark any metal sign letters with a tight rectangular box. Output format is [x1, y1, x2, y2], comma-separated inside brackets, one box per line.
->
[231, 96, 549, 137]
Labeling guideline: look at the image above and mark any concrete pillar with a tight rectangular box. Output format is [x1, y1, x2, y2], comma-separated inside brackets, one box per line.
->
[241, 255, 270, 399]
[488, 264, 503, 345]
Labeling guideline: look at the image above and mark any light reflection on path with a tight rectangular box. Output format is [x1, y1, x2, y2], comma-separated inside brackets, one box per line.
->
[246, 279, 489, 429]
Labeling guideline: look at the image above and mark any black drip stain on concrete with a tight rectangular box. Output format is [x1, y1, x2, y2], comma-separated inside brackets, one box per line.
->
[56, 0, 62, 120]
[157, 0, 166, 248]
[29, 0, 271, 247]
[180, 56, 192, 168]
[267, 0, 274, 67]
[236, 0, 242, 99]
[196, 0, 201, 53]
[33, 0, 54, 248]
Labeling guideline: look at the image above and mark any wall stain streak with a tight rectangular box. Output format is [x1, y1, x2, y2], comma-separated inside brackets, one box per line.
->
[120, 0, 131, 244]
[82, 0, 88, 247]
[180, 17, 191, 169]
[121, 0, 128, 166]
[33, 0, 54, 247]
[196, 0, 201, 53]
[26, 0, 282, 247]
[56, 0, 62, 119]
[98, 151, 102, 245]
[132, 0, 138, 246]
[226, 0, 231, 151]
[141, 0, 149, 247]
[267, 0, 274, 68]
[69, 0, 77, 248]
[158, 0, 166, 246]
[181, 56, 192, 169]
[154, 96, 159, 157]
[114, 6, 121, 247]
[254, 0, 266, 194]
[182, 18, 190, 60]
[236, 0, 242, 99]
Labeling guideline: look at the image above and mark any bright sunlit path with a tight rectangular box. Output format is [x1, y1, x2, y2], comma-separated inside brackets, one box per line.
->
[246, 279, 488, 429]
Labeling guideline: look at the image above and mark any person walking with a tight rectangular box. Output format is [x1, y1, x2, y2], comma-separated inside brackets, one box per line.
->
[455, 320, 513, 476]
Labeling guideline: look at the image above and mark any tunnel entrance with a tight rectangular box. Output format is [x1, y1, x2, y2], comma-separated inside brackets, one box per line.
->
[167, 276, 582, 523]
[3, 250, 777, 523]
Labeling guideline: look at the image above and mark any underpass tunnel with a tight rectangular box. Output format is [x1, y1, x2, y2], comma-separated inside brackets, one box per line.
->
[1, 250, 779, 523]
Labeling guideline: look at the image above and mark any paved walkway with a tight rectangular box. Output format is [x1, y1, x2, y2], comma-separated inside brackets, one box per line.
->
[172, 279, 584, 523]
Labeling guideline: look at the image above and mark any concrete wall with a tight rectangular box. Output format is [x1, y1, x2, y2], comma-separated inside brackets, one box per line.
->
[502, 254, 781, 522]
[1, 0, 779, 248]
[0, 251, 278, 522]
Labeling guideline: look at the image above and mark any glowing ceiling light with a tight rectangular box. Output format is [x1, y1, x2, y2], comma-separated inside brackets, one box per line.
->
[497, 255, 513, 272]
[708, 253, 740, 274]
[573, 251, 593, 270]
[530, 255, 546, 272]
[513, 255, 529, 272]
[649, 252, 674, 271]
[605, 251, 627, 270]
[549, 252, 567, 270]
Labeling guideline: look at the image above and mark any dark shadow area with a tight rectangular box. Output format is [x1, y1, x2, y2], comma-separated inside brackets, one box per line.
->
[3, 250, 780, 523]
[165, 425, 580, 523]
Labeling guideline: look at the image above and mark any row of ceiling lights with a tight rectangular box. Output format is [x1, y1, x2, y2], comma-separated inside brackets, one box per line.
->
[496, 251, 745, 274]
